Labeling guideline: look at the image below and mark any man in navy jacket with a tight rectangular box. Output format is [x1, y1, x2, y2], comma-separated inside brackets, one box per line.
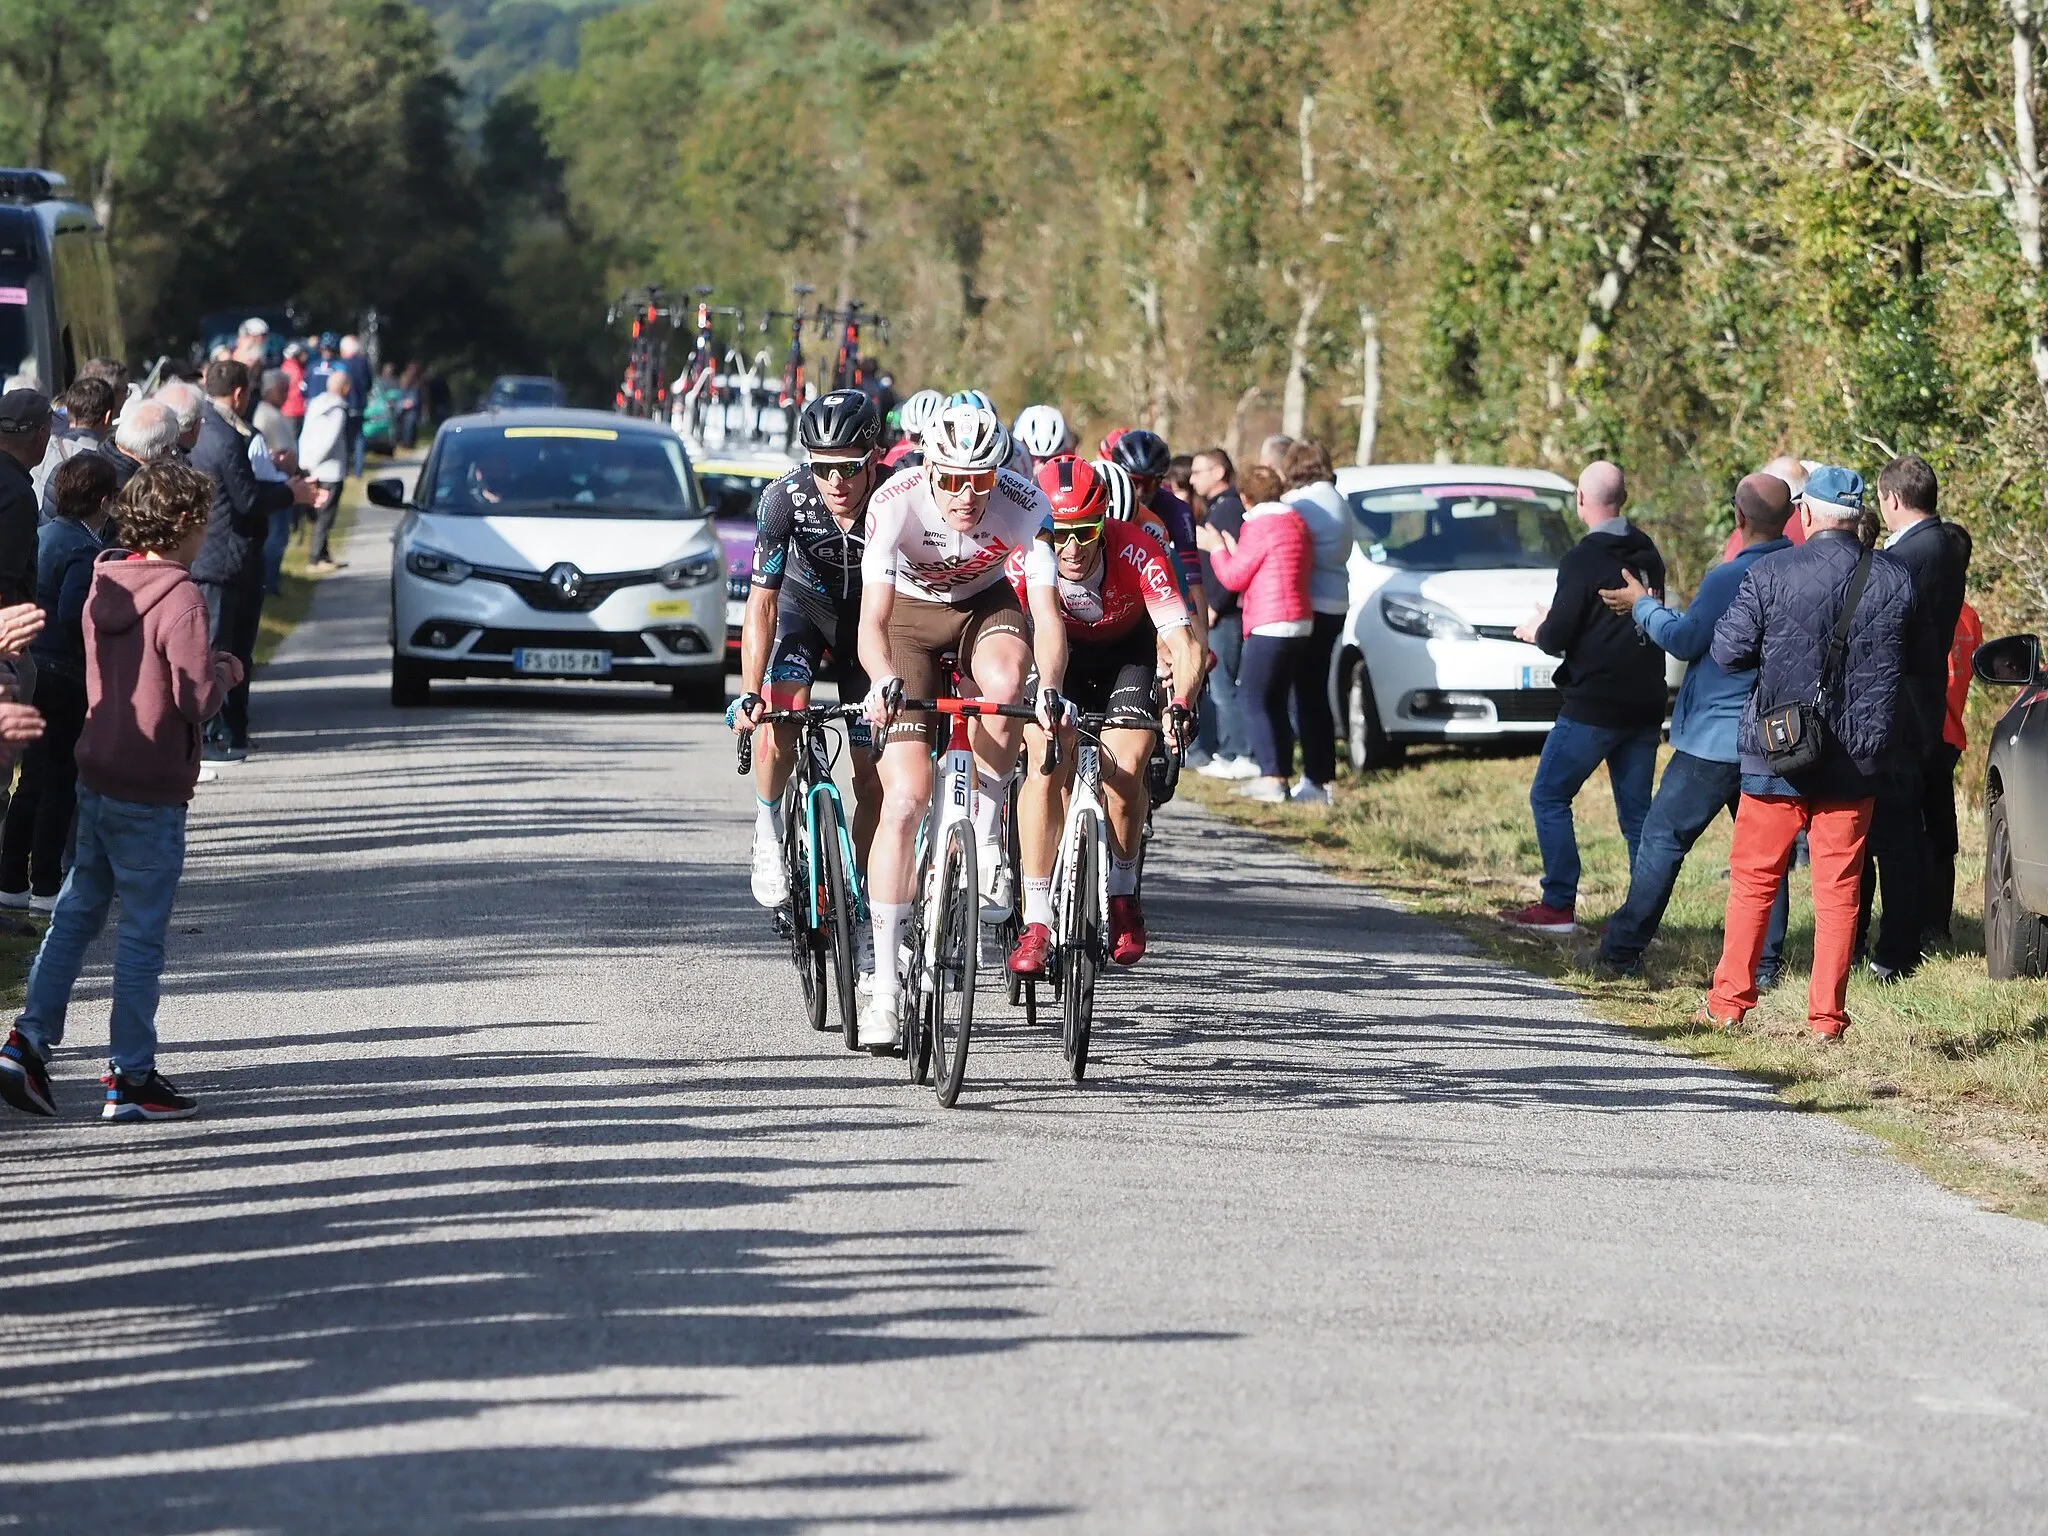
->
[1704, 466, 1911, 1041]
[1579, 472, 1796, 978]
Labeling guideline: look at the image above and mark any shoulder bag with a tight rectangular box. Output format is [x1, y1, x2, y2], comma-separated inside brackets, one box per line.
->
[1759, 546, 1873, 777]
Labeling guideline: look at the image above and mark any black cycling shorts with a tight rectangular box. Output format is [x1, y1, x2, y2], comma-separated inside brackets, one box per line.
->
[768, 596, 871, 745]
[1061, 627, 1160, 721]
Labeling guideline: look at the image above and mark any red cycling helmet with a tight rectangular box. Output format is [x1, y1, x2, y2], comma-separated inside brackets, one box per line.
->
[1098, 427, 1129, 460]
[1036, 455, 1108, 531]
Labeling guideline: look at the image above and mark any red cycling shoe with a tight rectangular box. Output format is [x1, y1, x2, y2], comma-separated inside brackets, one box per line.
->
[1108, 896, 1147, 966]
[1007, 922, 1053, 976]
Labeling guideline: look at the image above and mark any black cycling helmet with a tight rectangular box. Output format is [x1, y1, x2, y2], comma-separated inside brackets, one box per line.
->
[800, 388, 882, 457]
[1109, 428, 1170, 479]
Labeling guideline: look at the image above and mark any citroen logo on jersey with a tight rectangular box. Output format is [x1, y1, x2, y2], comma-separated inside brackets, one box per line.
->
[547, 563, 584, 600]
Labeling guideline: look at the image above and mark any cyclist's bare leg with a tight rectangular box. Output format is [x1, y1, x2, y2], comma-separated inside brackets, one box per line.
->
[962, 628, 1031, 784]
[849, 750, 881, 874]
[751, 680, 811, 807]
[1099, 726, 1153, 866]
[1017, 723, 1075, 881]
[870, 736, 934, 909]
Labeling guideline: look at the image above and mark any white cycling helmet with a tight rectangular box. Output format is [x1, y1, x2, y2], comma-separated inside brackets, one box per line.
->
[1013, 404, 1071, 460]
[925, 401, 1011, 472]
[1092, 458, 1137, 522]
[899, 388, 944, 440]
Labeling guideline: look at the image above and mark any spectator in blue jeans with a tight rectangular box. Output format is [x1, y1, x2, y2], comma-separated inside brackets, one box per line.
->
[1189, 448, 1255, 778]
[0, 463, 241, 1123]
[1577, 471, 1798, 980]
[1503, 461, 1667, 933]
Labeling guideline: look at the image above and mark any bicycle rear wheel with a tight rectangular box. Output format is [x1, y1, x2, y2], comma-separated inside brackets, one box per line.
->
[928, 821, 978, 1108]
[903, 838, 935, 1085]
[814, 793, 860, 1048]
[1061, 812, 1101, 1083]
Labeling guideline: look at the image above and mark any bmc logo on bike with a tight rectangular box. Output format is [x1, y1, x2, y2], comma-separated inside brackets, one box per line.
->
[951, 779, 969, 809]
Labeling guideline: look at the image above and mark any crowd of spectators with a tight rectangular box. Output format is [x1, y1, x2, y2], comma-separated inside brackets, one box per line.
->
[1505, 450, 1976, 1042]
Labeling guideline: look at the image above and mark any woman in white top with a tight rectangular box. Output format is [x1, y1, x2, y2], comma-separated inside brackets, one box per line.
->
[1279, 440, 1355, 804]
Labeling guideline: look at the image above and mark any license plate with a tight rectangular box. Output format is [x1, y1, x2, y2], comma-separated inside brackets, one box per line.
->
[1519, 663, 1556, 689]
[514, 647, 611, 676]
[646, 598, 694, 619]
[725, 599, 745, 629]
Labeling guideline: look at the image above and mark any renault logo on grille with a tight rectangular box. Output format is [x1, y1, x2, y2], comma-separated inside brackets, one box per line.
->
[547, 563, 584, 600]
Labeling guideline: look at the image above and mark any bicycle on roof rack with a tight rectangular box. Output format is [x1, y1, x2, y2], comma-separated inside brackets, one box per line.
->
[816, 300, 889, 395]
[758, 282, 817, 452]
[607, 286, 686, 420]
[673, 286, 745, 440]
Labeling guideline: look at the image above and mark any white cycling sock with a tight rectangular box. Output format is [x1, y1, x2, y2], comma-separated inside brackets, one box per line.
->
[755, 795, 782, 841]
[1109, 855, 1138, 897]
[870, 903, 911, 995]
[1023, 878, 1054, 928]
[971, 768, 1009, 847]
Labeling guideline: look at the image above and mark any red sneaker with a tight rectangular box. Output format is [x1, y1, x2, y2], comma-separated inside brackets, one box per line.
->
[1007, 923, 1053, 976]
[1499, 901, 1576, 935]
[1108, 896, 1147, 966]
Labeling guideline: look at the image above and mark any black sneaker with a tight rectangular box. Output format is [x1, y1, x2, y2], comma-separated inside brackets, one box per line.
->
[101, 1069, 197, 1122]
[0, 1029, 54, 1116]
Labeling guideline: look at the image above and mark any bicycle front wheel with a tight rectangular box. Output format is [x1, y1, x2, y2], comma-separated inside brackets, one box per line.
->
[1061, 812, 1102, 1083]
[814, 793, 861, 1049]
[928, 820, 978, 1108]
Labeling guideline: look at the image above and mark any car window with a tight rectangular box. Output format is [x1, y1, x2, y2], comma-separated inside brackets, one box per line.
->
[1346, 484, 1575, 570]
[698, 471, 775, 522]
[423, 425, 701, 518]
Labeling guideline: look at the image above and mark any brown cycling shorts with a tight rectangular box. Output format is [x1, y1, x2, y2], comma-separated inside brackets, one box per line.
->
[886, 582, 1032, 743]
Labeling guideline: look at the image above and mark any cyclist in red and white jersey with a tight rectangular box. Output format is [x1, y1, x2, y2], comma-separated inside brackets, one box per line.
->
[1006, 458, 1203, 972]
[855, 400, 1060, 1049]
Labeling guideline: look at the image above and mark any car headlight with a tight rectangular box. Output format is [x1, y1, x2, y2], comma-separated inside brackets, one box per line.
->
[1379, 592, 1477, 641]
[405, 546, 472, 585]
[658, 552, 722, 589]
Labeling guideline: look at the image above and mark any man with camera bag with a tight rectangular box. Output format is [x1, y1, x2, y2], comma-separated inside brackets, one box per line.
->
[1702, 466, 1912, 1041]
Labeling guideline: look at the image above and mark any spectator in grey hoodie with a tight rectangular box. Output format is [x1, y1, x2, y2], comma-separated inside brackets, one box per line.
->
[1279, 439, 1355, 805]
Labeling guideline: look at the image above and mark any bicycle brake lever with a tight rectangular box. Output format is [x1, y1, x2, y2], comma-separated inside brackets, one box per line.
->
[736, 732, 753, 775]
[1041, 734, 1062, 774]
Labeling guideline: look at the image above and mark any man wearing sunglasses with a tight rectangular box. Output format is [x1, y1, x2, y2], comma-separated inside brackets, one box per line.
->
[1005, 458, 1202, 973]
[855, 399, 1057, 1050]
[730, 391, 885, 936]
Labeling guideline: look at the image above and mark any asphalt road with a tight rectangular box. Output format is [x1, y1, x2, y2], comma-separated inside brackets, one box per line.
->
[4, 489, 2048, 1534]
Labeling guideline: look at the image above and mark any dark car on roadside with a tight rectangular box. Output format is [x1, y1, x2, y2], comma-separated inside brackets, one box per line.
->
[0, 167, 123, 392]
[1973, 633, 2048, 976]
[482, 375, 565, 411]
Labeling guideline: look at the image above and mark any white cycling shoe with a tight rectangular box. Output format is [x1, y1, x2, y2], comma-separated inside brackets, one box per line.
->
[750, 828, 788, 907]
[857, 988, 902, 1051]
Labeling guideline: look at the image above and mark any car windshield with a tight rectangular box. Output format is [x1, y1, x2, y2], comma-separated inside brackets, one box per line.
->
[423, 425, 701, 519]
[493, 379, 561, 405]
[699, 471, 775, 521]
[1346, 483, 1576, 570]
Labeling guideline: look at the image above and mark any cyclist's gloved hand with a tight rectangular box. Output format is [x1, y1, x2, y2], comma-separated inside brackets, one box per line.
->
[1034, 686, 1068, 733]
[726, 692, 766, 733]
[863, 675, 904, 729]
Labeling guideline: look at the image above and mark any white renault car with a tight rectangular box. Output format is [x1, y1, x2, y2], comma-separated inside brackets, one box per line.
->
[1331, 464, 1580, 769]
[378, 410, 727, 709]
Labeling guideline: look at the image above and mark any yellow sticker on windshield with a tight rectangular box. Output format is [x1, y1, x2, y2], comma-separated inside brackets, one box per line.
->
[502, 426, 619, 441]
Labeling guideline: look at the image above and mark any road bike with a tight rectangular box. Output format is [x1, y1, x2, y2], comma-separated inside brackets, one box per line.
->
[1015, 712, 1169, 1083]
[608, 287, 683, 420]
[736, 703, 868, 1047]
[817, 300, 889, 394]
[759, 282, 817, 451]
[676, 286, 744, 439]
[899, 693, 1037, 1107]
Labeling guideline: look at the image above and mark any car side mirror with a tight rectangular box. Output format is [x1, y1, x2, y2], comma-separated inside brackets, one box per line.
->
[1973, 634, 2040, 685]
[366, 477, 409, 510]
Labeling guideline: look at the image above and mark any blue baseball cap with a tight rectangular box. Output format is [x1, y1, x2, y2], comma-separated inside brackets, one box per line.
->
[1803, 465, 1863, 512]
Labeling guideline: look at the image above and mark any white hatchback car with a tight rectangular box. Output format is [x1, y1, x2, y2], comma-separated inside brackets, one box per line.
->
[378, 410, 728, 709]
[1330, 464, 1580, 769]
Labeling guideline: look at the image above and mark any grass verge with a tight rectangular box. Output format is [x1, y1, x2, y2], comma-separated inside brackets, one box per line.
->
[1185, 748, 2048, 1222]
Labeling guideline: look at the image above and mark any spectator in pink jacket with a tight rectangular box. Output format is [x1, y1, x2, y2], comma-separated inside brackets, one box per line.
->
[1198, 465, 1313, 804]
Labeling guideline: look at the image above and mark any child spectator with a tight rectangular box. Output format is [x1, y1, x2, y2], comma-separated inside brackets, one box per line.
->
[0, 453, 117, 911]
[1198, 464, 1313, 804]
[0, 462, 243, 1121]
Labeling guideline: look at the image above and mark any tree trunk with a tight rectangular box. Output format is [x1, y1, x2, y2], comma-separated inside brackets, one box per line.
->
[1281, 274, 1324, 438]
[1355, 305, 1381, 466]
[837, 186, 864, 308]
[1224, 385, 1260, 466]
[2006, 1, 2048, 417]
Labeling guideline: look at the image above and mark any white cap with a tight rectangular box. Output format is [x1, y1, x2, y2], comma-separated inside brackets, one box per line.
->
[238, 317, 271, 336]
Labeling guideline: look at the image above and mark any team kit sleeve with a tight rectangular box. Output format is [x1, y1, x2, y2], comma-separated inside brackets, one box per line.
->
[860, 478, 910, 589]
[750, 479, 793, 591]
[1021, 540, 1059, 590]
[1130, 529, 1191, 630]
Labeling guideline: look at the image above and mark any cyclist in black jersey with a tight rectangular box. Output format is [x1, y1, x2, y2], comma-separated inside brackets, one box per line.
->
[729, 391, 884, 918]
